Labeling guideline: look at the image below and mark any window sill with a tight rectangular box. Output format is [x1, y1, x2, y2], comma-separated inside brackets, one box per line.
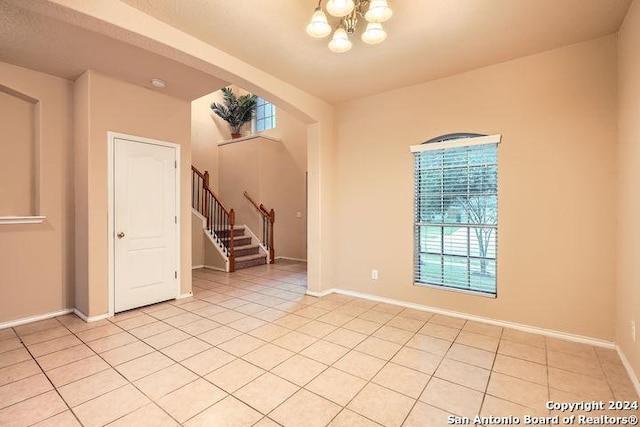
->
[414, 282, 497, 298]
[0, 216, 46, 225]
[218, 133, 281, 146]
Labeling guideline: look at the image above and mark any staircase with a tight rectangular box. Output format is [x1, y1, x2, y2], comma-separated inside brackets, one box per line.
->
[218, 225, 268, 270]
[192, 166, 270, 272]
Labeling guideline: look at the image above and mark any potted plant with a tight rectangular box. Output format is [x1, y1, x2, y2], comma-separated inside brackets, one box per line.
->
[210, 87, 258, 138]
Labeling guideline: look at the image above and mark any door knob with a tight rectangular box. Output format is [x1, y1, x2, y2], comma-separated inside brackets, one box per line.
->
[117, 231, 125, 239]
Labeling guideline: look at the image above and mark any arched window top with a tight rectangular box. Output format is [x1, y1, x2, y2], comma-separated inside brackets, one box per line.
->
[422, 133, 487, 145]
[411, 133, 500, 153]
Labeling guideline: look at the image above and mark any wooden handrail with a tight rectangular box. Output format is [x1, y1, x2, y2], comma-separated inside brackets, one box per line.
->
[204, 186, 231, 215]
[243, 191, 275, 264]
[192, 165, 230, 213]
[191, 165, 206, 179]
[243, 191, 270, 217]
[191, 165, 210, 192]
[192, 165, 236, 272]
[266, 208, 274, 264]
[229, 210, 235, 272]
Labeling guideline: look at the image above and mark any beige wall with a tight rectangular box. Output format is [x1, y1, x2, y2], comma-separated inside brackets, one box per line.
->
[333, 36, 618, 340]
[18, 0, 336, 300]
[219, 138, 262, 238]
[192, 210, 205, 267]
[259, 101, 308, 261]
[204, 236, 227, 271]
[74, 72, 90, 315]
[617, 0, 640, 382]
[191, 92, 221, 272]
[191, 91, 226, 193]
[193, 89, 308, 260]
[0, 89, 36, 216]
[0, 61, 74, 323]
[2, 1, 627, 360]
[75, 70, 192, 316]
[217, 134, 308, 260]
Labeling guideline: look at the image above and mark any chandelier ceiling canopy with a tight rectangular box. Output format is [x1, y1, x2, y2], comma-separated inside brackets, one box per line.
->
[306, 0, 393, 53]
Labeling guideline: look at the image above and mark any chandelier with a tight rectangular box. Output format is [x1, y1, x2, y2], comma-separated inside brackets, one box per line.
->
[306, 0, 393, 53]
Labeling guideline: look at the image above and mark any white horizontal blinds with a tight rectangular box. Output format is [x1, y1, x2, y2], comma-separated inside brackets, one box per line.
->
[413, 139, 498, 294]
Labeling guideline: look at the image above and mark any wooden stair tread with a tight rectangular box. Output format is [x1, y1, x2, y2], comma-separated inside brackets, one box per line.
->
[235, 253, 267, 262]
[235, 244, 260, 250]
[213, 225, 245, 230]
[220, 235, 250, 241]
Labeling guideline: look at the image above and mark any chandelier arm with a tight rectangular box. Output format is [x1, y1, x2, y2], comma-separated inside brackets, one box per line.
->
[355, 0, 370, 18]
[344, 9, 358, 34]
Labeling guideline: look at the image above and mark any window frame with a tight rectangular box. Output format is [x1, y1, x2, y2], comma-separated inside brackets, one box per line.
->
[252, 97, 276, 133]
[410, 133, 501, 297]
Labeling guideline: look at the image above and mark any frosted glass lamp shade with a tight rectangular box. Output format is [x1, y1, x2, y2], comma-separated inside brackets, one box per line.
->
[361, 22, 387, 44]
[328, 27, 353, 52]
[365, 0, 393, 22]
[306, 8, 332, 38]
[326, 0, 355, 17]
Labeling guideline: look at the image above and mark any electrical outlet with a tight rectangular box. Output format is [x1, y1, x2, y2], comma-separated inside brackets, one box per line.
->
[632, 320, 636, 342]
[371, 269, 378, 280]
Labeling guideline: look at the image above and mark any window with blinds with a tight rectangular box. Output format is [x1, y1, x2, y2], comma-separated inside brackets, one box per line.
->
[253, 97, 276, 132]
[411, 134, 500, 296]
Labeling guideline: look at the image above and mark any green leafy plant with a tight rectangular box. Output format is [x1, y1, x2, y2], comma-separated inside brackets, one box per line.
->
[210, 87, 258, 137]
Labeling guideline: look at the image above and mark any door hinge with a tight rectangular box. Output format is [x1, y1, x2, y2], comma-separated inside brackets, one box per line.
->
[175, 271, 177, 279]
[175, 160, 177, 169]
[175, 216, 177, 224]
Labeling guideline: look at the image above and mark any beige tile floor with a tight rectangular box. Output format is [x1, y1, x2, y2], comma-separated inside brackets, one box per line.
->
[0, 260, 638, 426]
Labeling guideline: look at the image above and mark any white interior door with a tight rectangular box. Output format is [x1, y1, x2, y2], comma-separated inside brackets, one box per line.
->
[114, 137, 178, 313]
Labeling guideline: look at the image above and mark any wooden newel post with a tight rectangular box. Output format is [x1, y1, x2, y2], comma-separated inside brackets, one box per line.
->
[269, 209, 275, 264]
[203, 171, 210, 218]
[229, 209, 236, 272]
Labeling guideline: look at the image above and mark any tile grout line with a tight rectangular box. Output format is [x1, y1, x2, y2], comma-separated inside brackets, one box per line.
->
[398, 316, 466, 425]
[173, 267, 315, 425]
[3, 263, 635, 426]
[101, 266, 311, 425]
[183, 284, 511, 425]
[64, 309, 192, 426]
[181, 284, 410, 424]
[477, 326, 505, 421]
[24, 317, 181, 426]
[258, 303, 393, 426]
[15, 318, 86, 427]
[69, 337, 181, 426]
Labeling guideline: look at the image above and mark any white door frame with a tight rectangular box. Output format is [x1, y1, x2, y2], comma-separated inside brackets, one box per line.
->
[107, 131, 181, 317]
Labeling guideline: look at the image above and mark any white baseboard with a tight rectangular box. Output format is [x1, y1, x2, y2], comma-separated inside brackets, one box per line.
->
[306, 288, 336, 298]
[204, 264, 226, 272]
[616, 345, 640, 397]
[192, 265, 205, 269]
[0, 308, 74, 330]
[276, 256, 307, 263]
[176, 292, 193, 300]
[72, 309, 110, 323]
[311, 287, 616, 350]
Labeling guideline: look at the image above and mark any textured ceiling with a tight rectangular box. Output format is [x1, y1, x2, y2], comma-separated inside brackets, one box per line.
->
[0, 0, 632, 104]
[120, 0, 632, 104]
[0, 0, 228, 100]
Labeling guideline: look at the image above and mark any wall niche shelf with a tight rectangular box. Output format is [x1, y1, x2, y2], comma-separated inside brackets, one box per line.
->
[218, 133, 281, 146]
[0, 216, 46, 225]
